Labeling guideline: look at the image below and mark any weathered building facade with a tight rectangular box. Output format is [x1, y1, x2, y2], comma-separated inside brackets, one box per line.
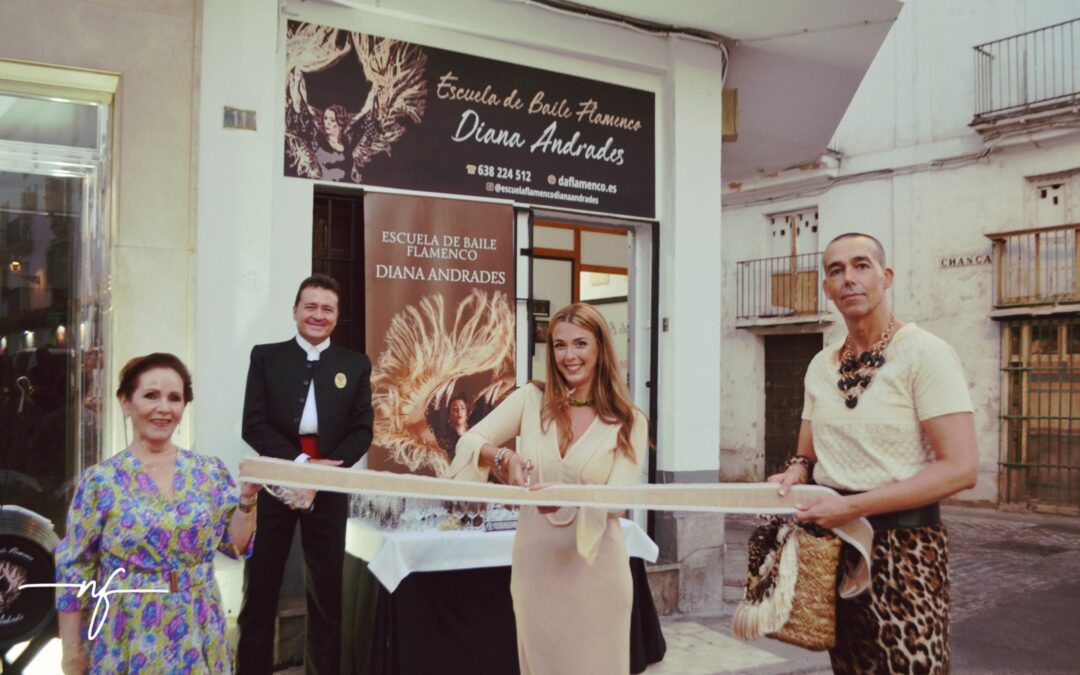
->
[721, 0, 1080, 515]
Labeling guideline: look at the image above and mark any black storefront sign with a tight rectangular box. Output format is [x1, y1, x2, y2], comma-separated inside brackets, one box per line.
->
[285, 21, 655, 219]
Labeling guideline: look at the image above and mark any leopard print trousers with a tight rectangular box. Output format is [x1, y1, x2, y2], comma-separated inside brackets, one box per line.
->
[830, 524, 950, 675]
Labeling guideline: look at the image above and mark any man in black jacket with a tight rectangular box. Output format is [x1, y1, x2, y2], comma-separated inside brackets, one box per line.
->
[237, 274, 373, 675]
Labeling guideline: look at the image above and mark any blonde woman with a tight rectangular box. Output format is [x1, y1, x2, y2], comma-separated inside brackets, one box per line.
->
[449, 303, 648, 675]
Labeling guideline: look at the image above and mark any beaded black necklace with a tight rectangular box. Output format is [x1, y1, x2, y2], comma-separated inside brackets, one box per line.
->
[837, 315, 895, 409]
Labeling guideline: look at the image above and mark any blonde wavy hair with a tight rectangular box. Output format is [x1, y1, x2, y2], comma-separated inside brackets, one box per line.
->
[539, 303, 640, 460]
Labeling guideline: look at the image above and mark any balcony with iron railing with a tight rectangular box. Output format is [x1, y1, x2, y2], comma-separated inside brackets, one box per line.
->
[735, 252, 831, 326]
[973, 18, 1080, 124]
[987, 224, 1080, 312]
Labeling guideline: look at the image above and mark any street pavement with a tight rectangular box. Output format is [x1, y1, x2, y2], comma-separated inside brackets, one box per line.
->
[17, 504, 1076, 673]
[647, 504, 1080, 674]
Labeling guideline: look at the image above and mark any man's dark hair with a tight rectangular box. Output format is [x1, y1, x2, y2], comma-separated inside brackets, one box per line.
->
[293, 274, 341, 308]
[826, 232, 887, 267]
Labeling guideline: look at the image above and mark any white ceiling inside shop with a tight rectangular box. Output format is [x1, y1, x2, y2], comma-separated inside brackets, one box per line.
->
[562, 0, 905, 181]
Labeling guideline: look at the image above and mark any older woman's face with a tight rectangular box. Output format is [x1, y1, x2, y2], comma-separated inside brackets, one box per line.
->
[121, 367, 186, 448]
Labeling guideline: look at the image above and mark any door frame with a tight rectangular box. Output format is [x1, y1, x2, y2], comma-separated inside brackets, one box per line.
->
[0, 128, 111, 484]
[521, 209, 660, 529]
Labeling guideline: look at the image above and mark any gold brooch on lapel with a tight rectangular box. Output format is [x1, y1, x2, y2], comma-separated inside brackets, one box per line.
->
[335, 373, 347, 389]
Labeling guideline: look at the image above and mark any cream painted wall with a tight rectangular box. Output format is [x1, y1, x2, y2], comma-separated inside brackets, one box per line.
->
[0, 0, 198, 455]
[195, 0, 726, 480]
[194, 0, 283, 474]
[658, 38, 725, 476]
[720, 0, 1080, 503]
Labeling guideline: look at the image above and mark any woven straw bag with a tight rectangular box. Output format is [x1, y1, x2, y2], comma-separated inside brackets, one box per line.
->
[732, 517, 841, 651]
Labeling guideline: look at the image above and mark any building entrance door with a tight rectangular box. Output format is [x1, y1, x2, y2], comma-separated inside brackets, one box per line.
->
[521, 212, 657, 527]
[523, 215, 655, 416]
[1001, 317, 1080, 512]
[764, 333, 822, 477]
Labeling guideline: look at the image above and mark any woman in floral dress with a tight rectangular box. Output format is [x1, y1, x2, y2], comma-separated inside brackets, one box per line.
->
[55, 354, 258, 674]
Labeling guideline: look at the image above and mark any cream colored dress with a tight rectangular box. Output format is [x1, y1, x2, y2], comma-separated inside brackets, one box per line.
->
[449, 385, 647, 675]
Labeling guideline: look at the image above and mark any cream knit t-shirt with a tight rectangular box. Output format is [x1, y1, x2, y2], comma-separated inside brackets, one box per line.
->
[801, 323, 974, 492]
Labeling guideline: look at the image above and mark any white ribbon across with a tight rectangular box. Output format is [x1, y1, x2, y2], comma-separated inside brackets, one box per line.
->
[239, 456, 873, 597]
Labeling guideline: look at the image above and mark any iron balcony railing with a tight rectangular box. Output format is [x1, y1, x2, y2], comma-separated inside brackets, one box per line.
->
[736, 252, 828, 321]
[974, 17, 1080, 119]
[988, 224, 1080, 307]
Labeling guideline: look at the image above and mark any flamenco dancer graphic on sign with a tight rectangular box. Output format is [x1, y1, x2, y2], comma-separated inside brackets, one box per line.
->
[285, 22, 428, 182]
[371, 290, 515, 476]
[364, 194, 516, 477]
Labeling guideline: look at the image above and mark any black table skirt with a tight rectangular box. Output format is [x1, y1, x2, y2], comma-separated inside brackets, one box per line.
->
[342, 556, 666, 675]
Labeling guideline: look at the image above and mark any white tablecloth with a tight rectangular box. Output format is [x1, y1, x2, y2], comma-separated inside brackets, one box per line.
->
[346, 517, 659, 592]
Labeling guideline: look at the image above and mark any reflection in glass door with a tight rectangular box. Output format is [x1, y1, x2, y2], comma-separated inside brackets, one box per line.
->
[524, 216, 654, 531]
[530, 256, 573, 378]
[528, 221, 632, 384]
[0, 92, 110, 532]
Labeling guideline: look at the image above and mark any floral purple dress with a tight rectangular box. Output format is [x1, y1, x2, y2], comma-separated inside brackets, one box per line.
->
[55, 449, 253, 674]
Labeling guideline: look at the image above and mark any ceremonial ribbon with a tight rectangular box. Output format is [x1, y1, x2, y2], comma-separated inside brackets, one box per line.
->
[239, 456, 874, 597]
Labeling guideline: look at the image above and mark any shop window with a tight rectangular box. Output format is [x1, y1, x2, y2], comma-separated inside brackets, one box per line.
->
[529, 221, 630, 380]
[0, 93, 99, 148]
[0, 84, 111, 532]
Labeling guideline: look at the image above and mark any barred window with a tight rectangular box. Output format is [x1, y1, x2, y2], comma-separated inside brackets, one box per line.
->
[1000, 316, 1080, 512]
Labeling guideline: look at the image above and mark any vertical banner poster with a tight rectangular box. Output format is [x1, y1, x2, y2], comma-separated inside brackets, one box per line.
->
[365, 193, 516, 476]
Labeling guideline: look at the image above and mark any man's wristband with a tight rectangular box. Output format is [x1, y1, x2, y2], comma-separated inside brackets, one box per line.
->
[785, 455, 815, 481]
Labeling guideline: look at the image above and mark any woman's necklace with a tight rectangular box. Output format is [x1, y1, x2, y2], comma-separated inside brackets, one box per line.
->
[838, 315, 896, 409]
[566, 395, 594, 407]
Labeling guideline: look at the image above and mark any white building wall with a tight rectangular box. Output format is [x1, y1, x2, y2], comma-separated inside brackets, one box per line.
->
[721, 0, 1080, 503]
[661, 38, 725, 478]
[717, 206, 771, 480]
[833, 0, 1080, 155]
